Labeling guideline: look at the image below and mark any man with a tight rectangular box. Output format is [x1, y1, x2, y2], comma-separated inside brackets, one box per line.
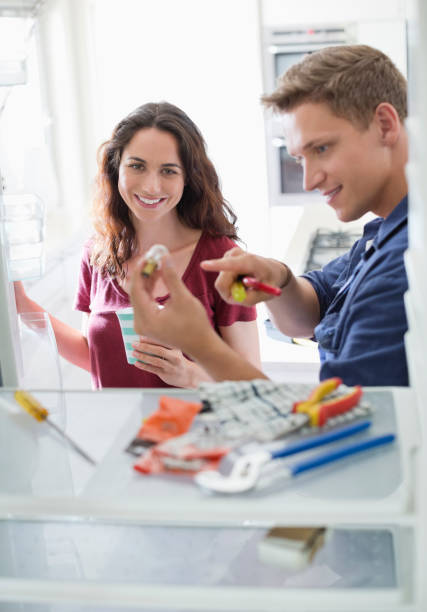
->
[130, 45, 409, 387]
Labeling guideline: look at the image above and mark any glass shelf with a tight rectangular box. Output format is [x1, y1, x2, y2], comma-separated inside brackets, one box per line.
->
[0, 193, 45, 281]
[0, 520, 407, 611]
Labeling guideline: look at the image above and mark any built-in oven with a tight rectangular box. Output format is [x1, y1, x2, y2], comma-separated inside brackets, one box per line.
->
[263, 24, 356, 205]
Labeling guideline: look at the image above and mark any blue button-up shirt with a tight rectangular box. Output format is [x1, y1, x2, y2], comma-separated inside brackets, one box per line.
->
[302, 196, 409, 386]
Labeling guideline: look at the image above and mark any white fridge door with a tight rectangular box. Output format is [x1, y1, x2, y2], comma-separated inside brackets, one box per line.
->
[0, 197, 20, 386]
[0, 189, 64, 389]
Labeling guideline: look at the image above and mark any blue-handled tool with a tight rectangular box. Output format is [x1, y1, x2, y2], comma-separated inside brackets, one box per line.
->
[288, 434, 395, 477]
[270, 420, 371, 459]
[194, 421, 395, 494]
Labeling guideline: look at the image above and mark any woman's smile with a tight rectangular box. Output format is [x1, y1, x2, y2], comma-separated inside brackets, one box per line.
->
[134, 193, 167, 208]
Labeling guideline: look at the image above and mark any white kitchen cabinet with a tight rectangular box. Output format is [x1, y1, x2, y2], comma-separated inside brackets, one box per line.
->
[0, 386, 421, 611]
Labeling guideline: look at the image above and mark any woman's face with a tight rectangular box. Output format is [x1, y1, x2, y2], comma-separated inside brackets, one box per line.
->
[118, 127, 186, 226]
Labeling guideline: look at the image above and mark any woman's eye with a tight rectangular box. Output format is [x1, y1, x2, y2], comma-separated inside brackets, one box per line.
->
[128, 163, 143, 170]
[162, 168, 177, 175]
[316, 145, 328, 154]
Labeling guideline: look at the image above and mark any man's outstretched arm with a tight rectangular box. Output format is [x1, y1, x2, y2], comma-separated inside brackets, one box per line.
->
[201, 247, 320, 338]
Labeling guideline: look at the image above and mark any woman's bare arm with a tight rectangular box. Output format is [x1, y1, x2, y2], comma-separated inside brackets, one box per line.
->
[14, 281, 91, 371]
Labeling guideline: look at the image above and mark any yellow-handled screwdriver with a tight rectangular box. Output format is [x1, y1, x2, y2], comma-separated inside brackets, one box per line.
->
[14, 390, 96, 466]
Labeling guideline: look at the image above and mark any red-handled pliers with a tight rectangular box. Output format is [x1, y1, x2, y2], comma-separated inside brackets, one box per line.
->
[292, 377, 363, 427]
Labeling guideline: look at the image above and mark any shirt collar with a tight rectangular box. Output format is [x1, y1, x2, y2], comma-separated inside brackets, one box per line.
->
[375, 195, 408, 247]
[362, 217, 383, 242]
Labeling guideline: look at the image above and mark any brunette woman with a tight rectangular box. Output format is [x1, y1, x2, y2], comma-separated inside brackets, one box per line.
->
[15, 102, 260, 388]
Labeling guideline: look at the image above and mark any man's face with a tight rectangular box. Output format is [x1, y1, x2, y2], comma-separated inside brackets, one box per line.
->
[283, 102, 394, 221]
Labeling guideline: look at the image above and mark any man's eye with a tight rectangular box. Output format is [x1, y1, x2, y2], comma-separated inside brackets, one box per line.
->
[316, 145, 328, 154]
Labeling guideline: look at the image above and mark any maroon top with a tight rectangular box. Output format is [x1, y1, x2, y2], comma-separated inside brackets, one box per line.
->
[74, 233, 257, 388]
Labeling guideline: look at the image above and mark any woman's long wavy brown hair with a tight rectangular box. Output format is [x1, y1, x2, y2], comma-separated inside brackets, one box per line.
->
[91, 102, 238, 278]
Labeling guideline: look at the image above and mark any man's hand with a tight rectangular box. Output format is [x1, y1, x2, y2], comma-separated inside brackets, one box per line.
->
[200, 247, 290, 306]
[129, 253, 216, 360]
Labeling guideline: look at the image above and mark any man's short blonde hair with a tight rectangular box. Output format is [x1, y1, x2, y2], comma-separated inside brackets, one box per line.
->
[262, 44, 407, 128]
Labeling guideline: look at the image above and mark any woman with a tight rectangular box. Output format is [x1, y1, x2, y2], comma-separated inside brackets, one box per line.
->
[15, 102, 260, 388]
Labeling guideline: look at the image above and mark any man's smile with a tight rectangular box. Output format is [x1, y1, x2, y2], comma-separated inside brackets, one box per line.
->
[323, 185, 342, 204]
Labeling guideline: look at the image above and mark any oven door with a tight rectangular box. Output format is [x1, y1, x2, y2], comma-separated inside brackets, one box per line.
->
[272, 136, 304, 195]
[265, 44, 327, 204]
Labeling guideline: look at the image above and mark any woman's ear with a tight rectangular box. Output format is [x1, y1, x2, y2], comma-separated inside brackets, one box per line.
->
[374, 102, 401, 145]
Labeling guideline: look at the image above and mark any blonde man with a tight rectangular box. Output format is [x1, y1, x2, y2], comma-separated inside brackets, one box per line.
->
[130, 45, 409, 387]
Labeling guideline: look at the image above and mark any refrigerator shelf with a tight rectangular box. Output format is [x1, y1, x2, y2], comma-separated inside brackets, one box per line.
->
[0, 521, 411, 611]
[0, 387, 417, 525]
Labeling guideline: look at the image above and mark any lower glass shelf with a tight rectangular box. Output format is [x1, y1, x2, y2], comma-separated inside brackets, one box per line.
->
[0, 521, 410, 611]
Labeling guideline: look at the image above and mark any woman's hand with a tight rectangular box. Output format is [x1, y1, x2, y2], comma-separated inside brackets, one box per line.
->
[131, 337, 211, 388]
[13, 281, 33, 313]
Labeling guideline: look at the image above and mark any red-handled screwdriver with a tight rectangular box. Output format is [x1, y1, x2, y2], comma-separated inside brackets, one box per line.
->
[231, 276, 282, 302]
[241, 276, 282, 296]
